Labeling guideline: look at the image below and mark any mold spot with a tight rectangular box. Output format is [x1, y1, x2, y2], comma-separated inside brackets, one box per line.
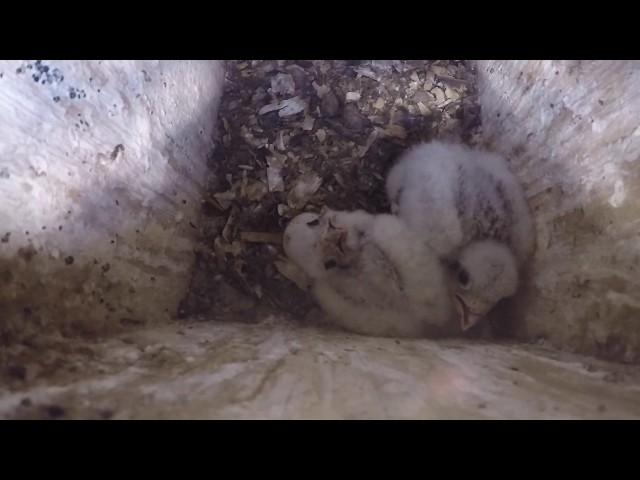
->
[120, 317, 144, 326]
[100, 409, 114, 420]
[25, 61, 65, 85]
[1, 269, 14, 283]
[68, 86, 87, 100]
[44, 405, 66, 419]
[7, 365, 27, 381]
[17, 245, 37, 262]
[64, 255, 74, 265]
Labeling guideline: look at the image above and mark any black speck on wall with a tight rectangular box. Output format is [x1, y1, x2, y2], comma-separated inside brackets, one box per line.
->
[68, 86, 87, 100]
[25, 61, 64, 85]
[110, 144, 125, 160]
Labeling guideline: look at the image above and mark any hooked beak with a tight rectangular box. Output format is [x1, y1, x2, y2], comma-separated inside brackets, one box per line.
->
[323, 214, 348, 252]
[454, 295, 485, 331]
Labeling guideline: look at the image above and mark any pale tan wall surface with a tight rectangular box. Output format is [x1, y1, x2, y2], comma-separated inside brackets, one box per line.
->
[477, 60, 640, 362]
[0, 60, 225, 342]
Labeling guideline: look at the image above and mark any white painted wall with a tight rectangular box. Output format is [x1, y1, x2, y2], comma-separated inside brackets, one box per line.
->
[477, 60, 640, 362]
[0, 60, 225, 341]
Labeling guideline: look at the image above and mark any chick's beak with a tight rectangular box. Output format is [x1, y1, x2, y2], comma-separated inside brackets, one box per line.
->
[337, 230, 350, 252]
[454, 295, 485, 331]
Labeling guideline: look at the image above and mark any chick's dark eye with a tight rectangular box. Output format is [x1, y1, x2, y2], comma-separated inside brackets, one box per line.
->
[458, 269, 470, 286]
[306, 219, 320, 227]
[324, 259, 337, 270]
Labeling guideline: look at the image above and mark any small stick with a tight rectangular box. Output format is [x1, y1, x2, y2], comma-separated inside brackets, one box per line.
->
[240, 232, 283, 244]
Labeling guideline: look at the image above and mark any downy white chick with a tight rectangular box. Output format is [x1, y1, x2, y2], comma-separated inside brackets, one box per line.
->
[386, 141, 535, 331]
[283, 209, 457, 338]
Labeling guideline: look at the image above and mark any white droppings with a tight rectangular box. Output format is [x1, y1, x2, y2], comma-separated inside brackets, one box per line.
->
[609, 179, 626, 208]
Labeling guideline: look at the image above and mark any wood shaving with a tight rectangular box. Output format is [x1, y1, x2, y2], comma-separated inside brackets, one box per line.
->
[240, 232, 283, 244]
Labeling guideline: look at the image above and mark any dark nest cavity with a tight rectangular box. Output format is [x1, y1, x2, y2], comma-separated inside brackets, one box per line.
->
[178, 60, 482, 323]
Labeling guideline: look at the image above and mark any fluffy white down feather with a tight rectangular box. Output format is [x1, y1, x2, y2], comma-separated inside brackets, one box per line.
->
[283, 209, 457, 338]
[386, 141, 535, 325]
